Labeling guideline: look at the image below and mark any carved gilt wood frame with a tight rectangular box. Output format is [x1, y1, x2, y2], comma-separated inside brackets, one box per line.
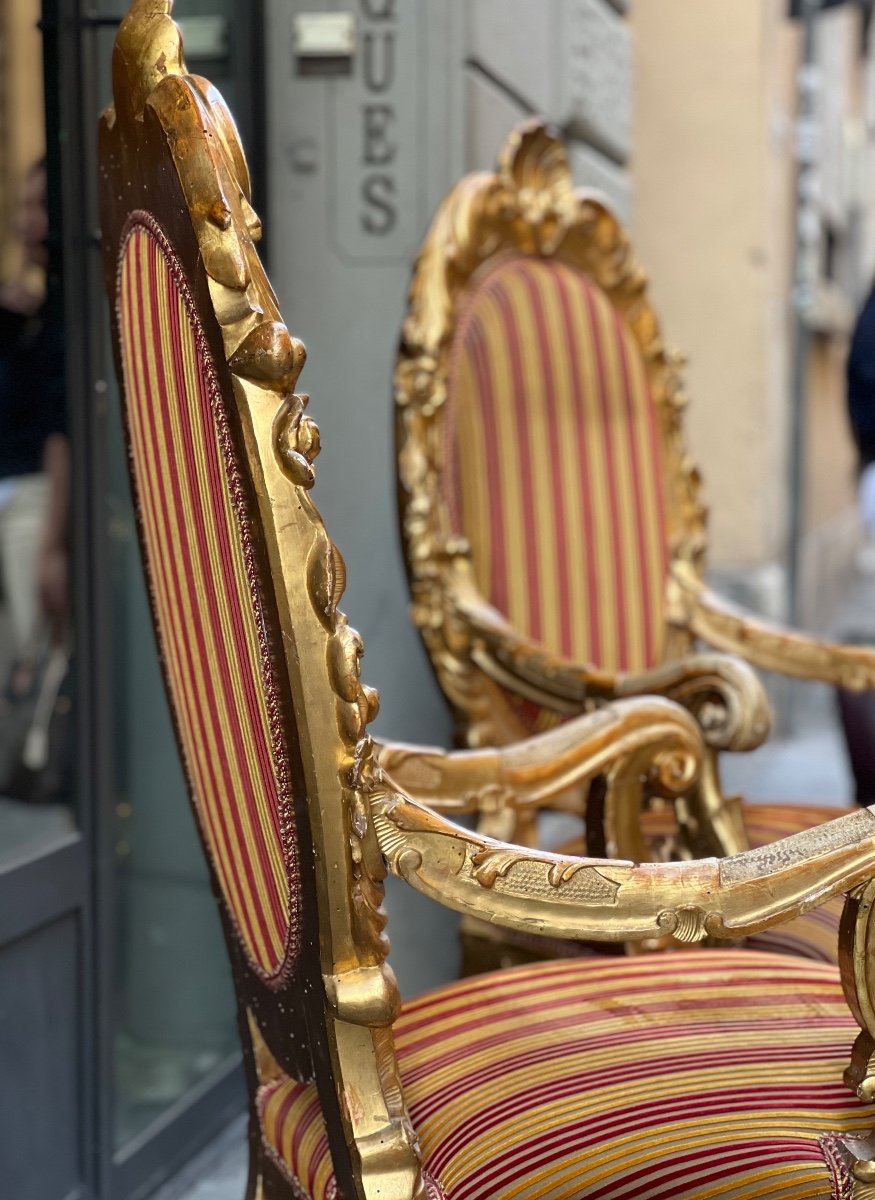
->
[394, 120, 707, 751]
[400, 118, 875, 715]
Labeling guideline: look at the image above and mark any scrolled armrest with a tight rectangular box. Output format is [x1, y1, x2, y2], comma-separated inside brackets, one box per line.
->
[372, 787, 875, 1174]
[456, 585, 771, 751]
[378, 697, 700, 810]
[585, 655, 771, 753]
[372, 791, 875, 946]
[670, 560, 875, 690]
[378, 696, 702, 861]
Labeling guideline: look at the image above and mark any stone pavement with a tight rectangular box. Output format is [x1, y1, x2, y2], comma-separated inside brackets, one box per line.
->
[721, 680, 851, 806]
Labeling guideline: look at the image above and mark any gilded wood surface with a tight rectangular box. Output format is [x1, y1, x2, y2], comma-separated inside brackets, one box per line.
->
[379, 696, 703, 867]
[374, 793, 875, 943]
[670, 561, 875, 691]
[841, 880, 875, 1187]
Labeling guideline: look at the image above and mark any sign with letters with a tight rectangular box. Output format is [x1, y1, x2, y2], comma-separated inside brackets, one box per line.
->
[330, 0, 424, 261]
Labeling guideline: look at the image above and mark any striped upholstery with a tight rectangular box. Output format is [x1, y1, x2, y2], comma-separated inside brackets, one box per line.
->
[743, 805, 855, 965]
[259, 1081, 334, 1200]
[117, 216, 299, 982]
[446, 256, 668, 675]
[258, 1080, 447, 1200]
[259, 952, 873, 1199]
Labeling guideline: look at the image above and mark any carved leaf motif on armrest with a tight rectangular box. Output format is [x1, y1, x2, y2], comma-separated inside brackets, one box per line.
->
[469, 845, 621, 898]
[374, 791, 875, 951]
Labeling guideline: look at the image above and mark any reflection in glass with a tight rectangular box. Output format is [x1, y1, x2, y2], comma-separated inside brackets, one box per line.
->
[0, 58, 76, 870]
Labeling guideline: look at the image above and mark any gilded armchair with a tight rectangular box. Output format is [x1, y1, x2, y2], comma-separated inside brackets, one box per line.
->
[394, 119, 864, 968]
[99, 7, 875, 1197]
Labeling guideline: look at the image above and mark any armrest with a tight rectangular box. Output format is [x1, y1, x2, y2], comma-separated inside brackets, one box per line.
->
[372, 785, 875, 1176]
[377, 697, 700, 810]
[372, 788, 875, 944]
[378, 696, 702, 861]
[456, 584, 771, 751]
[670, 560, 875, 691]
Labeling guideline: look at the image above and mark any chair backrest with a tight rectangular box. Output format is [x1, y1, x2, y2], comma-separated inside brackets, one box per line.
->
[396, 122, 707, 739]
[99, 5, 418, 1196]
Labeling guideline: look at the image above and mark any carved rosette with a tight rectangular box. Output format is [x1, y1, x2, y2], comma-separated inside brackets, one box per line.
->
[395, 119, 708, 747]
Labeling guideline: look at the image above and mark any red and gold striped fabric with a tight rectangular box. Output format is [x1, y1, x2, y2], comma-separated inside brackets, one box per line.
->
[258, 1080, 334, 1200]
[446, 256, 668, 676]
[258, 1080, 447, 1200]
[742, 804, 855, 965]
[259, 952, 872, 1199]
[117, 216, 299, 982]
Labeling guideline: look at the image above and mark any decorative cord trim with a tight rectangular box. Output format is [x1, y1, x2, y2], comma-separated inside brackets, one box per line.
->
[821, 1131, 862, 1200]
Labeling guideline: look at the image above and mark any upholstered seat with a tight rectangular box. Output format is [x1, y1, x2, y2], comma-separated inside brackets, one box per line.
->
[260, 952, 874, 1200]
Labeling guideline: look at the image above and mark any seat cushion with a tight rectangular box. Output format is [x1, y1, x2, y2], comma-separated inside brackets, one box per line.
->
[258, 951, 874, 1199]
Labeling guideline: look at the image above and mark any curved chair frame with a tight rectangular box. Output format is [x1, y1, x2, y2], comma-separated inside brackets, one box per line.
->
[395, 122, 707, 740]
[99, 7, 416, 1195]
[101, 15, 875, 1196]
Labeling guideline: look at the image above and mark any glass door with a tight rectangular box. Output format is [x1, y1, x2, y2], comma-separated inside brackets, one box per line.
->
[0, 3, 89, 1197]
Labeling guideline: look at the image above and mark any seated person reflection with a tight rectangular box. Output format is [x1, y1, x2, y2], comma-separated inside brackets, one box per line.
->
[0, 159, 72, 820]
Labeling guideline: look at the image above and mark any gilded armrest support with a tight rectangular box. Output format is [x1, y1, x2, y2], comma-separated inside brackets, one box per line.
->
[378, 696, 702, 861]
[377, 698, 699, 809]
[373, 793, 875, 946]
[374, 790, 875, 1178]
[670, 560, 875, 690]
[457, 585, 771, 753]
